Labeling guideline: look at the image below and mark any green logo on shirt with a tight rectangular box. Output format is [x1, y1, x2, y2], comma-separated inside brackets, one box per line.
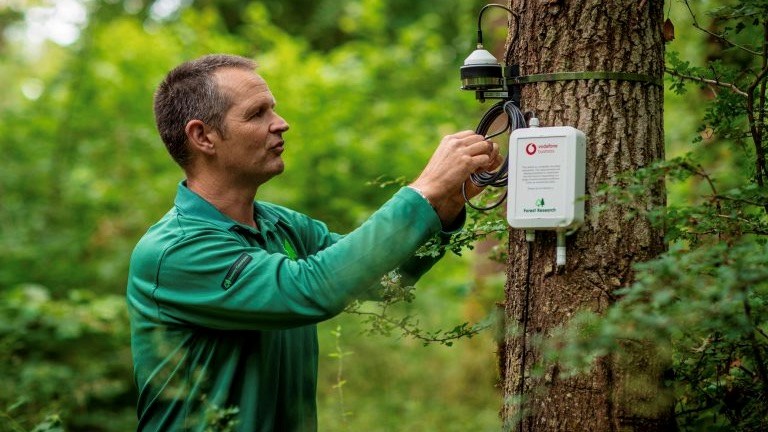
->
[283, 239, 298, 260]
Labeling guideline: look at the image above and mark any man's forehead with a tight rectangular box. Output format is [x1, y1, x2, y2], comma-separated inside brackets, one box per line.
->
[215, 67, 270, 95]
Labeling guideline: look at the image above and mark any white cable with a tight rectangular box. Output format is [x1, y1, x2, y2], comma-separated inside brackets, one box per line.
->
[556, 230, 566, 268]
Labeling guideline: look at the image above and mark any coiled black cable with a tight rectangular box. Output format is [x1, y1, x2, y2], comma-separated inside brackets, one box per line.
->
[462, 100, 526, 210]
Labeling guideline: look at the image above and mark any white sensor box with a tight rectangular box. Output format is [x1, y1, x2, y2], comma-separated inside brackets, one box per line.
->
[506, 126, 586, 230]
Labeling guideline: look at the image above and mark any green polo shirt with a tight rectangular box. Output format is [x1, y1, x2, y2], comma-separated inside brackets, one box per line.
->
[127, 182, 461, 431]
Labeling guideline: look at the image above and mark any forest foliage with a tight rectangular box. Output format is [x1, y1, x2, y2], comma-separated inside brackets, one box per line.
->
[0, 0, 766, 431]
[1, 1, 498, 431]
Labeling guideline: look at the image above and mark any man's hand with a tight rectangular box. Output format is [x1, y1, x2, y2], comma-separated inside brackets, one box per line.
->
[409, 130, 501, 226]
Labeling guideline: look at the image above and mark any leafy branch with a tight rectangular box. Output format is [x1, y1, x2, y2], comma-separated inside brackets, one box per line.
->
[355, 179, 507, 346]
[346, 304, 491, 347]
[671, 1, 768, 194]
[344, 270, 493, 346]
[665, 66, 748, 97]
[328, 325, 353, 428]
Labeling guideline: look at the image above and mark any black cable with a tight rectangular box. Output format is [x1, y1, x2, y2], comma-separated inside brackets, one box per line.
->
[477, 4, 515, 46]
[462, 3, 523, 211]
[517, 238, 534, 432]
[462, 100, 526, 210]
[477, 4, 517, 67]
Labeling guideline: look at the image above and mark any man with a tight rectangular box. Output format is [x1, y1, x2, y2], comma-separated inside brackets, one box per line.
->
[127, 54, 497, 431]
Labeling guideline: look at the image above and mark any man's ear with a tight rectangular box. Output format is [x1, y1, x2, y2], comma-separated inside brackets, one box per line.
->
[185, 119, 217, 156]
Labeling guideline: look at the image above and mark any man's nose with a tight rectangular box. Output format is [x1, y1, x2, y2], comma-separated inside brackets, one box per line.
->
[272, 114, 289, 133]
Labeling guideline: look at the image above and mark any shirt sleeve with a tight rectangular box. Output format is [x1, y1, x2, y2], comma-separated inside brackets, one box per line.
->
[129, 187, 447, 330]
[397, 206, 466, 286]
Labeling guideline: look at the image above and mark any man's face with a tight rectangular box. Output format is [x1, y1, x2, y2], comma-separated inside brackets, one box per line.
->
[211, 68, 290, 186]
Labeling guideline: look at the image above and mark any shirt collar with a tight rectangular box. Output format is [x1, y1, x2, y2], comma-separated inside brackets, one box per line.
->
[174, 181, 283, 235]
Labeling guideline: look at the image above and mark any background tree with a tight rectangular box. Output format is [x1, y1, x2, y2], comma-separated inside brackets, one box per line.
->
[556, 1, 768, 430]
[495, 0, 768, 431]
[498, 1, 674, 430]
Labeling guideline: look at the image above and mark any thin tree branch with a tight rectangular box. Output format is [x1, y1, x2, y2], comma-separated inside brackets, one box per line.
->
[684, 163, 721, 209]
[745, 19, 768, 193]
[714, 214, 768, 235]
[759, 18, 767, 148]
[665, 67, 748, 98]
[346, 307, 488, 345]
[741, 291, 768, 409]
[746, 70, 768, 193]
[676, 401, 718, 417]
[682, 0, 761, 56]
[713, 195, 768, 207]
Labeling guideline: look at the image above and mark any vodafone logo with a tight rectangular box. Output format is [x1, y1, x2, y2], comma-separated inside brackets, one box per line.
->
[524, 142, 558, 155]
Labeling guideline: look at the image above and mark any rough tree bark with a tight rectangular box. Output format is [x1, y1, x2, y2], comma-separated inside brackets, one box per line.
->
[499, 1, 675, 431]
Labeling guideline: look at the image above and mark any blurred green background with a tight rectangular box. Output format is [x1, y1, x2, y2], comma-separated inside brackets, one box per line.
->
[0, 1, 504, 430]
[0, 0, 753, 431]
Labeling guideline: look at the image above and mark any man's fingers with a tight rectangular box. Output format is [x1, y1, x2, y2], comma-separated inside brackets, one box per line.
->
[417, 132, 502, 200]
[466, 140, 504, 172]
[465, 139, 495, 156]
[486, 142, 503, 170]
[451, 130, 479, 139]
[441, 130, 480, 147]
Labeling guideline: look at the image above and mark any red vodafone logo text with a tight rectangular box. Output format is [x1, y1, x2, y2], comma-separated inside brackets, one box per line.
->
[525, 143, 537, 155]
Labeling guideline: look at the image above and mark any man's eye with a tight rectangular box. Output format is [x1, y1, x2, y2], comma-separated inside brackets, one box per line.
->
[249, 107, 268, 119]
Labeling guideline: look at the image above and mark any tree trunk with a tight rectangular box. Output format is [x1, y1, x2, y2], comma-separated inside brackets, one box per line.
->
[499, 1, 675, 430]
